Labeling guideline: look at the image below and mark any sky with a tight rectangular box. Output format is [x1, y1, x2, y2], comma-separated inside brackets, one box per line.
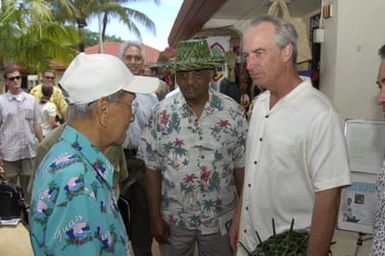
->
[88, 0, 183, 51]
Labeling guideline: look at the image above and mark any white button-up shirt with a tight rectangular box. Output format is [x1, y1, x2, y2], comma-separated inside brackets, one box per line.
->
[238, 77, 351, 255]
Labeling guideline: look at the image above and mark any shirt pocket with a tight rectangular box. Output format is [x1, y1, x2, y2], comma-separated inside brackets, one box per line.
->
[269, 134, 301, 174]
[22, 107, 34, 120]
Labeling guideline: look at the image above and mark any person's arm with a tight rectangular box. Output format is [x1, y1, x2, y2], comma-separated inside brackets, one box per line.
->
[34, 124, 43, 142]
[145, 168, 170, 244]
[60, 110, 67, 123]
[0, 158, 4, 175]
[48, 116, 59, 129]
[47, 105, 59, 129]
[307, 187, 341, 256]
[229, 193, 242, 253]
[233, 167, 244, 196]
[229, 167, 244, 252]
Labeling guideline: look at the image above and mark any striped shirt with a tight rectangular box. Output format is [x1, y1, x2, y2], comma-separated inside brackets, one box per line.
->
[0, 91, 42, 161]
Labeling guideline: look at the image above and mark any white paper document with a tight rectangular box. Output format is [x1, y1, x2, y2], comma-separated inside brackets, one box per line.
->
[345, 120, 385, 174]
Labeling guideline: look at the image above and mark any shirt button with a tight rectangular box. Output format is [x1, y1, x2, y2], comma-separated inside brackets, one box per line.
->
[199, 136, 203, 140]
[201, 155, 205, 159]
[265, 115, 269, 118]
[245, 206, 249, 211]
[248, 183, 251, 188]
[259, 138, 263, 142]
[244, 229, 247, 233]
[254, 161, 257, 165]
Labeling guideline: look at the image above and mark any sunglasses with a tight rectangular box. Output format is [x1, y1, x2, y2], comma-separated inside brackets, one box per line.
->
[44, 76, 55, 80]
[7, 76, 21, 81]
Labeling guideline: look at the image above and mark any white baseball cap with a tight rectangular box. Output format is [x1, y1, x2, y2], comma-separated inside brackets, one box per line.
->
[59, 53, 159, 104]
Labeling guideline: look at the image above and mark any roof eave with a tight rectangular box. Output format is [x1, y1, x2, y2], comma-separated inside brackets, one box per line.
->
[168, 0, 227, 48]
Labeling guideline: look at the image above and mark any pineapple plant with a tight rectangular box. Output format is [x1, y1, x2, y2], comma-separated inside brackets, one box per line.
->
[239, 218, 309, 256]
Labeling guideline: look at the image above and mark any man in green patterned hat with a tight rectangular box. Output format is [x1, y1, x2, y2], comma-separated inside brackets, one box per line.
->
[138, 39, 248, 255]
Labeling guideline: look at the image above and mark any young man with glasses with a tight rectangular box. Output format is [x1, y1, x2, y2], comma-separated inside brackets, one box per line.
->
[0, 66, 43, 203]
[30, 70, 68, 124]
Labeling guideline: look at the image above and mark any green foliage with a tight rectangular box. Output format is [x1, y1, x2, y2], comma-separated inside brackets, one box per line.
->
[0, 0, 80, 72]
[239, 219, 309, 256]
[47, 0, 158, 51]
[84, 29, 122, 47]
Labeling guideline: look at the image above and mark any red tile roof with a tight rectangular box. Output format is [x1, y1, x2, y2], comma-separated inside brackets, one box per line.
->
[85, 42, 160, 63]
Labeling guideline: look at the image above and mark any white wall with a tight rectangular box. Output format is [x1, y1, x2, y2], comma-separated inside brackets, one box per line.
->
[320, 0, 385, 121]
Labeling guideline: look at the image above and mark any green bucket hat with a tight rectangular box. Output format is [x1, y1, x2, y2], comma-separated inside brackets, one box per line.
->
[164, 39, 224, 72]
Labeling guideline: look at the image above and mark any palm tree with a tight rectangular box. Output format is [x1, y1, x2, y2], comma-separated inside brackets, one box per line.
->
[0, 0, 80, 72]
[49, 0, 159, 53]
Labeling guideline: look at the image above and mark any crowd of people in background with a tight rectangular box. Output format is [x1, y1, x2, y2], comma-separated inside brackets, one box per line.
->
[1, 13, 385, 256]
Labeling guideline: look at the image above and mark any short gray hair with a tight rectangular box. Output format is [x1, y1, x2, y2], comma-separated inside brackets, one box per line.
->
[379, 44, 385, 59]
[67, 90, 127, 121]
[119, 41, 144, 59]
[249, 15, 298, 65]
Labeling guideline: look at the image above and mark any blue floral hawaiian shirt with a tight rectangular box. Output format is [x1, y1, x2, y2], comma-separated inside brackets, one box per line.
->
[138, 89, 248, 235]
[30, 126, 129, 256]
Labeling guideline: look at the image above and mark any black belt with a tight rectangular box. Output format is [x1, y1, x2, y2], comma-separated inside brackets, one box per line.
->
[124, 148, 138, 156]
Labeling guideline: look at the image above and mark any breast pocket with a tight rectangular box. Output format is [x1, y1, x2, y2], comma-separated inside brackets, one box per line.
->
[269, 135, 302, 174]
[23, 108, 34, 120]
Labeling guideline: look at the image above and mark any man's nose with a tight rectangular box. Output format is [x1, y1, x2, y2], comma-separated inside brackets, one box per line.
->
[377, 86, 385, 105]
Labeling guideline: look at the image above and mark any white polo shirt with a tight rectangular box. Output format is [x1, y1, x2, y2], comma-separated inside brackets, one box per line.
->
[237, 77, 351, 255]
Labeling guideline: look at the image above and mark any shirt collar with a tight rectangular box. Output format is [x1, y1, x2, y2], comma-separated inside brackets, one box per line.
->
[61, 125, 114, 187]
[176, 88, 224, 116]
[263, 76, 313, 109]
[6, 91, 24, 102]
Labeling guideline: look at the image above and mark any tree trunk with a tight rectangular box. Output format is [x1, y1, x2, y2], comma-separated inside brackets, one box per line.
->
[77, 19, 87, 53]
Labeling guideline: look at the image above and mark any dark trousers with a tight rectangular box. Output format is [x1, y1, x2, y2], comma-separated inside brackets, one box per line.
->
[121, 150, 152, 256]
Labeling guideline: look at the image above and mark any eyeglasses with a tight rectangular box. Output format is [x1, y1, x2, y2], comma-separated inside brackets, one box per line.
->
[44, 76, 55, 80]
[124, 55, 142, 62]
[7, 76, 21, 81]
[110, 100, 138, 114]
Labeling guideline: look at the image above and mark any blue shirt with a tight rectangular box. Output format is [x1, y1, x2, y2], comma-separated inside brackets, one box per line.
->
[30, 126, 129, 256]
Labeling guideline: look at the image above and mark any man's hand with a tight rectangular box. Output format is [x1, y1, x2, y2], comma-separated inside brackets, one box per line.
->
[229, 194, 243, 253]
[151, 215, 170, 244]
[229, 218, 240, 253]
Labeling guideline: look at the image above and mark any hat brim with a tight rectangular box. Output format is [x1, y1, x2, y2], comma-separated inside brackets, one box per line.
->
[124, 76, 159, 94]
[162, 57, 224, 72]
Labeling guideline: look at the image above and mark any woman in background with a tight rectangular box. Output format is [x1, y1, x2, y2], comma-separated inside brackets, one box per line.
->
[38, 84, 59, 137]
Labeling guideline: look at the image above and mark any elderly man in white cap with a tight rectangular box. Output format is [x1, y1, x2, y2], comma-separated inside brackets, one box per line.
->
[29, 54, 158, 256]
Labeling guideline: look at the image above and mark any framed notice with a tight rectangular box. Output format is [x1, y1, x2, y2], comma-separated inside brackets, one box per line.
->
[337, 172, 377, 234]
[338, 119, 385, 233]
[344, 119, 385, 174]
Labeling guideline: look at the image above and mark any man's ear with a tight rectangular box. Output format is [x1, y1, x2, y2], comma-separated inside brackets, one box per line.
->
[96, 97, 109, 128]
[282, 43, 294, 63]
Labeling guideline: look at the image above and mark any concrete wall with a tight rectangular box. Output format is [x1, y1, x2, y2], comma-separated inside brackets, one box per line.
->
[319, 1, 385, 253]
[320, 0, 385, 121]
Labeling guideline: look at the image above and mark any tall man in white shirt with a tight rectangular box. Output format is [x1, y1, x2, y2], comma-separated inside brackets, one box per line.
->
[0, 66, 43, 202]
[229, 15, 351, 256]
[119, 41, 159, 256]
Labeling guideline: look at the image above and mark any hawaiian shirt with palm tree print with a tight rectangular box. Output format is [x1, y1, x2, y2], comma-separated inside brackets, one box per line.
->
[30, 126, 129, 256]
[139, 89, 248, 235]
